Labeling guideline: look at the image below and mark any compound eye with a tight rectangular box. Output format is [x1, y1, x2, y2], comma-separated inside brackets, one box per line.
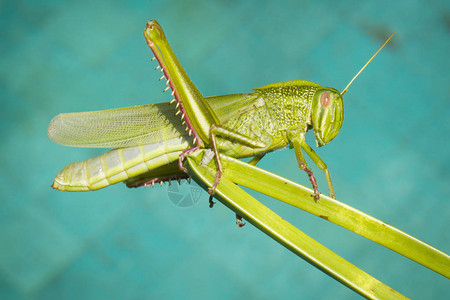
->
[320, 91, 331, 107]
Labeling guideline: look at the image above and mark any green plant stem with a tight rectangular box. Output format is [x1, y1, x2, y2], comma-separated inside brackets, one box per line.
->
[219, 154, 450, 278]
[186, 150, 409, 299]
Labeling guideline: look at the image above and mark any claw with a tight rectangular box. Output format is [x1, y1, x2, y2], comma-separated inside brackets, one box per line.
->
[207, 170, 222, 196]
[302, 166, 320, 202]
[209, 196, 215, 208]
[236, 214, 246, 227]
[178, 147, 200, 174]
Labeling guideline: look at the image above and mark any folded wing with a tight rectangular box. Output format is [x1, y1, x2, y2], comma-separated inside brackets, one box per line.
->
[48, 103, 185, 148]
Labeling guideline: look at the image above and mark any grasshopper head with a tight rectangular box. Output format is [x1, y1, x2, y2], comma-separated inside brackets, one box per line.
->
[311, 88, 344, 147]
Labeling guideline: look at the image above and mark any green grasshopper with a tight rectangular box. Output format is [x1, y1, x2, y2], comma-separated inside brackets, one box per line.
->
[49, 20, 392, 202]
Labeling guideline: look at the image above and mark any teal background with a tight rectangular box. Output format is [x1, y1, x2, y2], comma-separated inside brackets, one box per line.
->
[1, 0, 449, 299]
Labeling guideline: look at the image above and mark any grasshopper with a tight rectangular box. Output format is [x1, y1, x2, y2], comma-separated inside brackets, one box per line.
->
[49, 20, 392, 201]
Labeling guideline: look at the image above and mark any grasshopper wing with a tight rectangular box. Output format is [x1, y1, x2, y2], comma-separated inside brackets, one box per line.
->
[48, 93, 260, 148]
[48, 103, 184, 148]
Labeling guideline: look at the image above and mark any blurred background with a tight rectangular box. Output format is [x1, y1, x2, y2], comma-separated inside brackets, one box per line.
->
[1, 0, 449, 299]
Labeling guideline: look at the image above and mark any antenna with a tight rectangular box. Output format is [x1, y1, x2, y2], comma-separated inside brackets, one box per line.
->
[341, 32, 394, 95]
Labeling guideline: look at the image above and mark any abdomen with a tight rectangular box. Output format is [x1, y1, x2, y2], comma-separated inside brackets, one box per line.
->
[52, 136, 190, 191]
